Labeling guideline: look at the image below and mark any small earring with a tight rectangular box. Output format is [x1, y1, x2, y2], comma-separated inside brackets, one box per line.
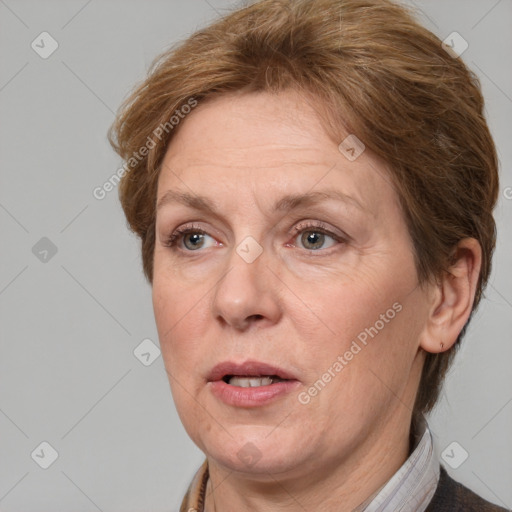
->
[440, 342, 445, 350]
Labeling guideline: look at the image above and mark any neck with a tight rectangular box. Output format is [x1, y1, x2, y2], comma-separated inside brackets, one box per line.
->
[204, 409, 413, 512]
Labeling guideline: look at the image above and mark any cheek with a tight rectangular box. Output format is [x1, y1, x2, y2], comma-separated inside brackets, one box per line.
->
[310, 292, 422, 414]
[283, 267, 399, 351]
[280, 239, 415, 342]
[152, 276, 209, 430]
[152, 271, 209, 369]
[282, 263, 419, 405]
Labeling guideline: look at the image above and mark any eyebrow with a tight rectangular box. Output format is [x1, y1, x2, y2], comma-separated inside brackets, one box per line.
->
[156, 189, 366, 214]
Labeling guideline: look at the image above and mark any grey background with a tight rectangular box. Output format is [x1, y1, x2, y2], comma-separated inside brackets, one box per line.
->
[0, 0, 510, 510]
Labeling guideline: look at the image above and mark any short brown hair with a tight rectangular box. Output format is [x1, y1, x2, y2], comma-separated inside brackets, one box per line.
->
[108, 0, 499, 416]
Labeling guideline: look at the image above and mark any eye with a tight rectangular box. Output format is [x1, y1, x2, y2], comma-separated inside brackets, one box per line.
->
[298, 231, 334, 250]
[297, 230, 337, 250]
[165, 226, 218, 251]
[291, 222, 344, 251]
[182, 232, 215, 250]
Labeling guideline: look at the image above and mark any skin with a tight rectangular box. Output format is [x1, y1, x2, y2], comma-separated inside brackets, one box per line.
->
[151, 89, 481, 512]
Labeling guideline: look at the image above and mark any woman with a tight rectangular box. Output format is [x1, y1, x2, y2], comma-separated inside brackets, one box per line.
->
[108, 0, 507, 510]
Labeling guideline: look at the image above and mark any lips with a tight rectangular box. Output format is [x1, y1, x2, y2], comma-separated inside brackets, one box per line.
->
[225, 376, 285, 387]
[207, 360, 301, 407]
[208, 360, 298, 383]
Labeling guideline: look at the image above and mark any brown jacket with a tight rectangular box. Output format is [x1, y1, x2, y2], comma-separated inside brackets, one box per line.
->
[425, 466, 509, 511]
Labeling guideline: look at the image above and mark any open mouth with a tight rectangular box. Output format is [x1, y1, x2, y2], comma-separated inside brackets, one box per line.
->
[222, 375, 287, 387]
[208, 361, 300, 406]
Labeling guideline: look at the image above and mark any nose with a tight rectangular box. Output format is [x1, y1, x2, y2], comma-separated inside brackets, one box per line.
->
[211, 244, 282, 331]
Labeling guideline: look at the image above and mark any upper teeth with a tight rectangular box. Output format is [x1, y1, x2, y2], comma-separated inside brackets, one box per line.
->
[228, 376, 274, 387]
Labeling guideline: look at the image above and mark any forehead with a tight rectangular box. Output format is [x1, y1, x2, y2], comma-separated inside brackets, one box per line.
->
[157, 90, 397, 216]
[164, 90, 331, 165]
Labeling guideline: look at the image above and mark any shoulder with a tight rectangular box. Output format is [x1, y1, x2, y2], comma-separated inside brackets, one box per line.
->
[426, 466, 510, 512]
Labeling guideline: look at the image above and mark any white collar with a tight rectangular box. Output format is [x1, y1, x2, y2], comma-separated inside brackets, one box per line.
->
[355, 416, 440, 512]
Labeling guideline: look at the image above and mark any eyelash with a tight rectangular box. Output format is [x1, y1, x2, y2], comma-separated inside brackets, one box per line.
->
[291, 221, 344, 242]
[163, 223, 207, 248]
[163, 221, 346, 251]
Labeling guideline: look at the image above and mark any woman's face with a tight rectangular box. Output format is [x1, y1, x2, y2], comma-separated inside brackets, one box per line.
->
[152, 90, 430, 477]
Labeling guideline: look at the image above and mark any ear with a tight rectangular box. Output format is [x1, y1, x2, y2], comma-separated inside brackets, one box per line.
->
[419, 238, 482, 354]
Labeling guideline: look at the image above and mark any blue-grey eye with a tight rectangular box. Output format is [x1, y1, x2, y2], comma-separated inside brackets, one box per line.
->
[298, 231, 336, 250]
[184, 233, 204, 250]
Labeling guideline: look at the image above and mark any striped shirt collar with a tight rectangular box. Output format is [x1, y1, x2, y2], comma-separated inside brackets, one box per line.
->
[180, 416, 439, 512]
[353, 416, 440, 511]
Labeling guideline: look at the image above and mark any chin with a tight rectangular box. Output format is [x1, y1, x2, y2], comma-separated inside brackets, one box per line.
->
[199, 427, 305, 475]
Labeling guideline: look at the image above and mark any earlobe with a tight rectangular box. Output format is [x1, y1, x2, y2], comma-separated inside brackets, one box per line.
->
[419, 238, 482, 354]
